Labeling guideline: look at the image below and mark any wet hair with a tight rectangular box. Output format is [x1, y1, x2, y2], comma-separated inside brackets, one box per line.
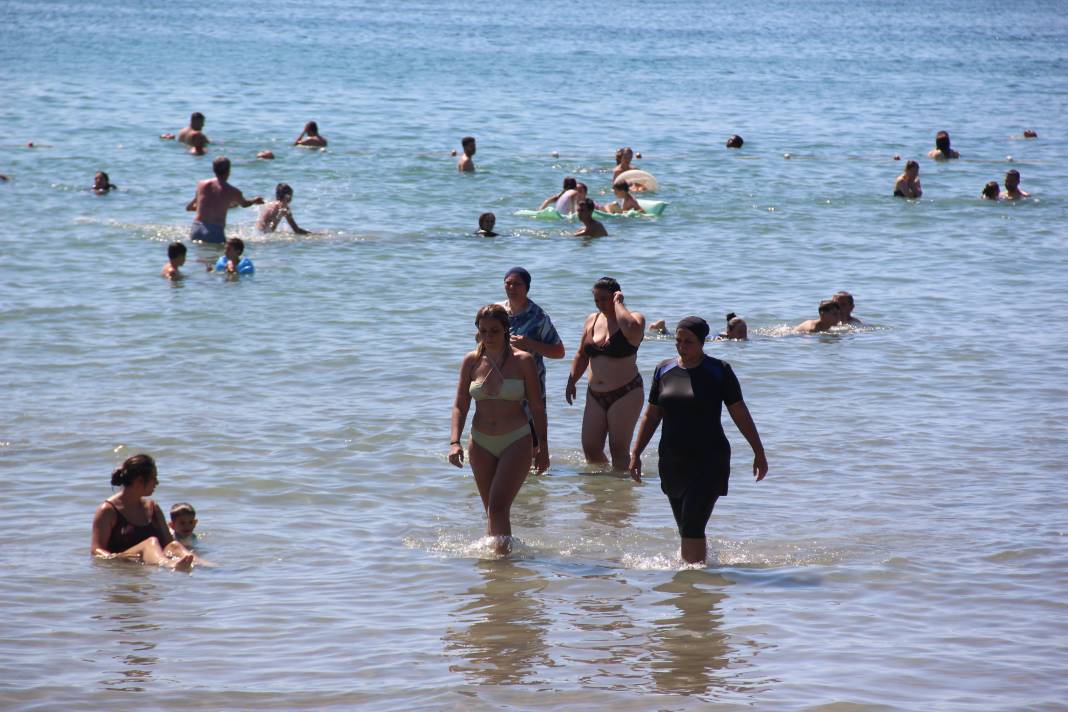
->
[461, 136, 476, 148]
[904, 160, 919, 175]
[212, 156, 231, 178]
[111, 454, 157, 488]
[725, 312, 738, 322]
[168, 241, 187, 260]
[94, 172, 116, 190]
[612, 181, 630, 194]
[818, 299, 840, 314]
[981, 181, 1000, 199]
[170, 502, 196, 518]
[1005, 169, 1021, 182]
[578, 198, 596, 213]
[935, 131, 951, 152]
[304, 121, 319, 135]
[562, 176, 577, 191]
[275, 183, 294, 200]
[474, 303, 511, 359]
[191, 112, 205, 128]
[593, 276, 621, 294]
[726, 135, 744, 148]
[615, 148, 624, 163]
[576, 182, 588, 194]
[834, 291, 854, 307]
[225, 237, 245, 255]
[479, 212, 496, 230]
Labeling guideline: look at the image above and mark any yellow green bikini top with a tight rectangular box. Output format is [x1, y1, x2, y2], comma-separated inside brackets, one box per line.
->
[469, 352, 526, 401]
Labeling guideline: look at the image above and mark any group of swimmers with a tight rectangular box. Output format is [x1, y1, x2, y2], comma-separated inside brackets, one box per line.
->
[893, 130, 1035, 200]
[449, 269, 768, 563]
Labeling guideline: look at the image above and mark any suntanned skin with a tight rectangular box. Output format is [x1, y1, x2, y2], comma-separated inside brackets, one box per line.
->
[186, 166, 264, 227]
[893, 163, 922, 198]
[161, 254, 186, 279]
[257, 194, 309, 234]
[458, 139, 476, 172]
[796, 304, 841, 333]
[178, 114, 210, 155]
[574, 203, 607, 238]
[1000, 171, 1030, 200]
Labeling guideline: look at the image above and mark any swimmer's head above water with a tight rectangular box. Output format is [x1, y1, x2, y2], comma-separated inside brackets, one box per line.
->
[461, 136, 476, 156]
[478, 212, 497, 234]
[726, 134, 744, 148]
[275, 182, 293, 202]
[190, 111, 205, 130]
[981, 181, 1000, 200]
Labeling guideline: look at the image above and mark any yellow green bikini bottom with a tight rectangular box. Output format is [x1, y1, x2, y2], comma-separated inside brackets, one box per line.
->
[470, 424, 531, 457]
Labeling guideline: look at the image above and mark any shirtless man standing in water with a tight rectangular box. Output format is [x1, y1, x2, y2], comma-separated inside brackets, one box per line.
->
[176, 112, 210, 155]
[185, 157, 264, 243]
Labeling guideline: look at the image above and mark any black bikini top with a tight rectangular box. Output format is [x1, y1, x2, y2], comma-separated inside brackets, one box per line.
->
[584, 327, 640, 358]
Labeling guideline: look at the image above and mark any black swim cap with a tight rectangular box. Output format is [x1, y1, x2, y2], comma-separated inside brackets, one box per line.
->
[504, 267, 531, 289]
[676, 316, 710, 341]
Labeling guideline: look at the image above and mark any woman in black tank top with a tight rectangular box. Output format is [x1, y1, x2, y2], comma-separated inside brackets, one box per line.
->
[90, 454, 196, 571]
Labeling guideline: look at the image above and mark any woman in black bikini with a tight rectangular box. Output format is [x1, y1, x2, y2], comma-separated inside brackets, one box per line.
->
[90, 454, 196, 571]
[566, 277, 646, 470]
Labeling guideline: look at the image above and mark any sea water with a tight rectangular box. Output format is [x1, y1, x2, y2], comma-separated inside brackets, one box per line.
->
[1, 1, 1067, 709]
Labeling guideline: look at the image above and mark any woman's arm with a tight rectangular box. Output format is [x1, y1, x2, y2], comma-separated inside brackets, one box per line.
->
[565, 314, 595, 404]
[628, 403, 664, 482]
[612, 292, 646, 344]
[90, 502, 117, 557]
[448, 353, 476, 467]
[538, 192, 562, 210]
[727, 400, 768, 481]
[521, 354, 550, 474]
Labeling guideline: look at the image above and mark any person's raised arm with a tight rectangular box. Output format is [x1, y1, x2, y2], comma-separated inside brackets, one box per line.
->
[538, 192, 562, 210]
[448, 353, 476, 468]
[293, 129, 307, 146]
[727, 400, 768, 481]
[612, 292, 646, 344]
[234, 189, 265, 208]
[521, 354, 550, 473]
[628, 403, 663, 482]
[565, 315, 594, 404]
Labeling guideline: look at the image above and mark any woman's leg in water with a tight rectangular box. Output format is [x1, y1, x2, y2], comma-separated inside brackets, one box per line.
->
[469, 437, 533, 554]
[580, 395, 610, 465]
[605, 386, 644, 471]
[122, 537, 194, 571]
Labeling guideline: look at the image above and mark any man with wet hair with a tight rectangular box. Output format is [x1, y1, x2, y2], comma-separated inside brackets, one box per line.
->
[795, 300, 841, 333]
[1000, 169, 1030, 200]
[833, 292, 862, 326]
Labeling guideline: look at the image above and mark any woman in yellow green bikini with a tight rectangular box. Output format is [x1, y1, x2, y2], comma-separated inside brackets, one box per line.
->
[449, 304, 549, 554]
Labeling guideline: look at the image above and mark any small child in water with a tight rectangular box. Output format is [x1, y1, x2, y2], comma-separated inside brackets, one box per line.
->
[161, 241, 187, 279]
[93, 171, 117, 194]
[257, 183, 310, 234]
[168, 502, 198, 546]
[476, 212, 498, 237]
[212, 237, 255, 274]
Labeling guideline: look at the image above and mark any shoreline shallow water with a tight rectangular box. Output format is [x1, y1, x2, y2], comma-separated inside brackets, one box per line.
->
[3, 1, 1067, 709]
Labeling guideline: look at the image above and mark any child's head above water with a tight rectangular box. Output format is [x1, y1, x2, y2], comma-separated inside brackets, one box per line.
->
[225, 237, 245, 261]
[478, 212, 496, 232]
[275, 182, 294, 202]
[169, 502, 197, 539]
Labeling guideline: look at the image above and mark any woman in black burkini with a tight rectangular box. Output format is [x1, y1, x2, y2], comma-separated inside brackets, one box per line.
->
[628, 317, 768, 564]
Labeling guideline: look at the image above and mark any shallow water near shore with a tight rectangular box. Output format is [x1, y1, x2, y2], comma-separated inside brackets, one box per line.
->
[2, 1, 1068, 709]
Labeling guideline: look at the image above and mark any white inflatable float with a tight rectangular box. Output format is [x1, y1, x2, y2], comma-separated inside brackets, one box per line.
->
[615, 169, 658, 192]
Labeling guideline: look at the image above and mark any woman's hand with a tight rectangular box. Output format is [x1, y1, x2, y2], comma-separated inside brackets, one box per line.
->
[613, 291, 625, 306]
[628, 453, 642, 482]
[753, 451, 768, 481]
[448, 443, 464, 468]
[534, 447, 550, 474]
[565, 376, 577, 405]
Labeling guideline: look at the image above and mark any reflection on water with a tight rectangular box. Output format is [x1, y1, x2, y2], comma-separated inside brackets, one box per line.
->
[579, 473, 639, 531]
[650, 570, 735, 697]
[90, 573, 163, 692]
[444, 560, 551, 685]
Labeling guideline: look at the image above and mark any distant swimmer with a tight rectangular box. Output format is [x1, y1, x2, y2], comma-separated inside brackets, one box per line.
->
[981, 181, 1000, 200]
[538, 176, 577, 210]
[90, 454, 198, 571]
[257, 150, 275, 160]
[1023, 129, 1038, 139]
[574, 198, 608, 238]
[893, 160, 923, 198]
[185, 156, 264, 244]
[796, 299, 841, 333]
[612, 147, 635, 182]
[604, 181, 644, 214]
[629, 316, 767, 564]
[161, 241, 187, 280]
[212, 237, 255, 275]
[294, 120, 327, 148]
[448, 304, 549, 555]
[716, 312, 748, 340]
[476, 212, 498, 237]
[833, 292, 862, 326]
[726, 134, 744, 149]
[177, 112, 210, 155]
[257, 183, 310, 234]
[1000, 169, 1030, 200]
[458, 136, 476, 172]
[927, 130, 960, 161]
[92, 171, 117, 194]
[0, 174, 9, 182]
[648, 319, 668, 335]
